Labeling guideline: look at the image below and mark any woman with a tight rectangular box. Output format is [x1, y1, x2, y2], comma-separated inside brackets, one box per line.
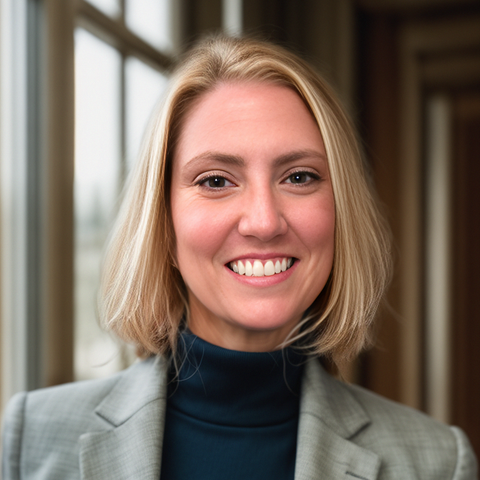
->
[2, 35, 477, 480]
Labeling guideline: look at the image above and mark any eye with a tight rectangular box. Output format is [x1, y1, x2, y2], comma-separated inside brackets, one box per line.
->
[198, 175, 235, 189]
[284, 171, 319, 185]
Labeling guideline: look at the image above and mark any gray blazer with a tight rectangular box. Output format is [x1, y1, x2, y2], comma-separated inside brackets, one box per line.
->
[2, 356, 478, 480]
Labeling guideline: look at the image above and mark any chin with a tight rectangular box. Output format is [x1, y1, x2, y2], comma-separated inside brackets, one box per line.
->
[228, 310, 299, 335]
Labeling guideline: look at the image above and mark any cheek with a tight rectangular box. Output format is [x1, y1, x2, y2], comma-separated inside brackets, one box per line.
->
[312, 211, 335, 248]
[290, 197, 336, 253]
[299, 203, 335, 299]
[172, 197, 235, 262]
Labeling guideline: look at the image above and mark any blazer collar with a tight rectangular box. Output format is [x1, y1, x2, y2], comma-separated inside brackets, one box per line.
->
[294, 358, 380, 480]
[79, 356, 167, 480]
[79, 355, 380, 480]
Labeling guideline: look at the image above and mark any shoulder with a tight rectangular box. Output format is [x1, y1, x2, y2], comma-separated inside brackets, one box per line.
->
[302, 359, 478, 479]
[2, 371, 124, 480]
[6, 355, 161, 416]
[346, 381, 451, 436]
[342, 379, 478, 479]
[3, 368, 122, 437]
[1, 357, 163, 479]
[3, 356, 162, 430]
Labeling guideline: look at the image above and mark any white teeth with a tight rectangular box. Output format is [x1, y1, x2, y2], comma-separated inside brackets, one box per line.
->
[230, 258, 294, 277]
[238, 260, 245, 275]
[253, 260, 264, 276]
[264, 260, 275, 276]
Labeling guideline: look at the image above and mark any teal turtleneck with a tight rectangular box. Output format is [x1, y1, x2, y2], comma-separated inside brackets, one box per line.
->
[160, 332, 305, 480]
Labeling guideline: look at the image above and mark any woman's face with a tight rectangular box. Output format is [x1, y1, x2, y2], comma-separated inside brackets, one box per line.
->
[170, 82, 335, 351]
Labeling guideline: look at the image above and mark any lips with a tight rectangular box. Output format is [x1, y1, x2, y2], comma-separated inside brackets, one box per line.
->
[228, 257, 294, 277]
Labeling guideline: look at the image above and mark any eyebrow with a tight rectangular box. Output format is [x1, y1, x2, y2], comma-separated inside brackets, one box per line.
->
[185, 151, 245, 169]
[184, 149, 326, 169]
[272, 149, 327, 167]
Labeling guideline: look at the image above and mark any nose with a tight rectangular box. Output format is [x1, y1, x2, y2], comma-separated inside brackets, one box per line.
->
[237, 187, 288, 242]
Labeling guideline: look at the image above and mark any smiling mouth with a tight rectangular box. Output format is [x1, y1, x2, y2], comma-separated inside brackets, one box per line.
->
[228, 258, 295, 277]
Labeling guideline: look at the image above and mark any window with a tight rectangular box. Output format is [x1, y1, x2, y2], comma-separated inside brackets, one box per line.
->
[74, 0, 175, 379]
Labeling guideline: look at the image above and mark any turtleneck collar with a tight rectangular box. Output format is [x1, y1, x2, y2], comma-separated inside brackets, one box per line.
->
[167, 332, 306, 428]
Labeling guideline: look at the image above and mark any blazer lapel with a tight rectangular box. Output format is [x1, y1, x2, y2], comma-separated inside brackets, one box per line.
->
[295, 359, 381, 480]
[79, 356, 169, 480]
[78, 353, 380, 480]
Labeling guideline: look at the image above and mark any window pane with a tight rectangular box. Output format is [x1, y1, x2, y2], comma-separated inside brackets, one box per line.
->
[74, 28, 122, 380]
[125, 0, 173, 51]
[85, 0, 121, 18]
[126, 56, 168, 169]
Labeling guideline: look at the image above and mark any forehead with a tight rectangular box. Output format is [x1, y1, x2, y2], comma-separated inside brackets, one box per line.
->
[183, 81, 312, 126]
[173, 81, 324, 163]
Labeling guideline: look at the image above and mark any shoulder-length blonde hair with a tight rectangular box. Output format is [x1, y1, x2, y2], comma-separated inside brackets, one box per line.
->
[99, 34, 391, 366]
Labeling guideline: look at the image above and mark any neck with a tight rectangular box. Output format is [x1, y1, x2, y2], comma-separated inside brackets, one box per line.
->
[169, 332, 305, 426]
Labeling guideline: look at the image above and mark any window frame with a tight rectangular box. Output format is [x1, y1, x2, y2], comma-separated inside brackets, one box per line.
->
[0, 0, 185, 412]
[73, 1, 178, 380]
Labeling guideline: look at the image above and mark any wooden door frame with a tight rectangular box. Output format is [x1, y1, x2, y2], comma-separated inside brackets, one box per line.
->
[397, 15, 480, 409]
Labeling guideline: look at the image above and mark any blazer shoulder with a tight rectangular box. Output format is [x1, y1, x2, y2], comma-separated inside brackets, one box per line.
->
[1, 356, 163, 480]
[346, 381, 449, 430]
[1, 371, 125, 480]
[24, 369, 123, 417]
[2, 392, 27, 480]
[17, 355, 161, 420]
[344, 382, 478, 479]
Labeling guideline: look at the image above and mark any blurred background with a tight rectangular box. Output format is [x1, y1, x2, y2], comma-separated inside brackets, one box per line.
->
[1, 0, 479, 457]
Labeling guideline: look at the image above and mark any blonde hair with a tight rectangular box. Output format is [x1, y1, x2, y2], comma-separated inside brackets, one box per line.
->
[99, 34, 391, 366]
